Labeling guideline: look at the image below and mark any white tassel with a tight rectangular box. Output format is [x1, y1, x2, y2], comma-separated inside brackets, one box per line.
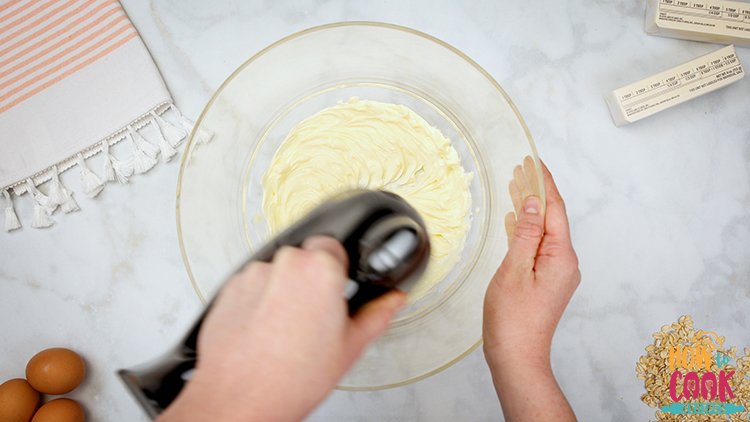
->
[47, 166, 67, 206]
[5, 203, 21, 231]
[167, 103, 213, 145]
[61, 191, 80, 214]
[76, 153, 104, 198]
[112, 156, 135, 184]
[27, 179, 53, 228]
[128, 125, 160, 159]
[103, 156, 115, 181]
[171, 104, 195, 132]
[152, 118, 177, 162]
[179, 115, 194, 132]
[128, 132, 157, 174]
[196, 127, 214, 145]
[102, 139, 133, 184]
[101, 140, 116, 182]
[25, 178, 57, 215]
[32, 201, 54, 228]
[132, 149, 156, 174]
[150, 111, 186, 147]
[48, 179, 65, 206]
[49, 166, 80, 214]
[41, 194, 57, 215]
[4, 190, 21, 231]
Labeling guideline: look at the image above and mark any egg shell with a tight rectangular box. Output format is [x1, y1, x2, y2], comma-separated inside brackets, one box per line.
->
[25, 348, 86, 395]
[30, 398, 84, 422]
[0, 378, 41, 422]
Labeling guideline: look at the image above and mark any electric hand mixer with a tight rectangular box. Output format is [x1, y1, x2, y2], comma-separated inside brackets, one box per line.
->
[118, 190, 431, 419]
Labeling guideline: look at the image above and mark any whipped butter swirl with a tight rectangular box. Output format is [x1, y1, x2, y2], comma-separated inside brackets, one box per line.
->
[262, 98, 472, 297]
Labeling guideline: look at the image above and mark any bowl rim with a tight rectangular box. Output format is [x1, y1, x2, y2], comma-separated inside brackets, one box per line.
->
[175, 21, 542, 390]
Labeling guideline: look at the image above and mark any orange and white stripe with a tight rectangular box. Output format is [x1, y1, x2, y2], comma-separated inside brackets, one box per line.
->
[0, 0, 137, 114]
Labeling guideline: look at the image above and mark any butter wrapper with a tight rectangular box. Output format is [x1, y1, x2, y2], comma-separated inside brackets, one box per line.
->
[605, 45, 744, 126]
[646, 0, 750, 48]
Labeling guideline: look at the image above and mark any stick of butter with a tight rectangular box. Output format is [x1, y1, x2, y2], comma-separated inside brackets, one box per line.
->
[605, 45, 744, 127]
[645, 0, 750, 47]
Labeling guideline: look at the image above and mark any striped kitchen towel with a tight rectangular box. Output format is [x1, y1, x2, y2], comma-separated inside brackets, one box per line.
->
[0, 0, 209, 231]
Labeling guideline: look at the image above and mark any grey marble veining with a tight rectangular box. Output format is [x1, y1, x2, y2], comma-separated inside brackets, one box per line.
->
[1, 1, 749, 421]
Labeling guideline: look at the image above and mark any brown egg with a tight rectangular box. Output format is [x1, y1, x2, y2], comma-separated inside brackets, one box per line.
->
[0, 378, 41, 422]
[31, 398, 84, 422]
[25, 348, 86, 395]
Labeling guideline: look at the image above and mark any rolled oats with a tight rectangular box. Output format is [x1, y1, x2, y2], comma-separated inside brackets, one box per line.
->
[636, 316, 750, 421]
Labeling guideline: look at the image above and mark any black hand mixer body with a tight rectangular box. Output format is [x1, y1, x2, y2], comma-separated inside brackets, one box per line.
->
[118, 190, 431, 419]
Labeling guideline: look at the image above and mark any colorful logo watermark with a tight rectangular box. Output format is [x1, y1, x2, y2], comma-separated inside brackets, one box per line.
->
[660, 331, 745, 415]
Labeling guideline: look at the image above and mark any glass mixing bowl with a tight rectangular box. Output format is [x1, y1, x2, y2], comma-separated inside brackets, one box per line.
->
[176, 22, 543, 390]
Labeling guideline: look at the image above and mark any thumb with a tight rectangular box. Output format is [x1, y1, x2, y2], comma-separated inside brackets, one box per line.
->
[301, 235, 349, 270]
[344, 290, 406, 365]
[506, 195, 544, 272]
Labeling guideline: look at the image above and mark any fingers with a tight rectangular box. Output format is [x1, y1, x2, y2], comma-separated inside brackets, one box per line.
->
[511, 164, 535, 217]
[504, 195, 544, 273]
[504, 212, 516, 248]
[507, 156, 542, 248]
[539, 161, 573, 246]
[513, 164, 534, 200]
[203, 262, 275, 351]
[299, 236, 406, 363]
[523, 156, 542, 199]
[344, 290, 406, 364]
[509, 178, 522, 217]
[218, 261, 274, 312]
[301, 235, 350, 270]
[271, 237, 349, 294]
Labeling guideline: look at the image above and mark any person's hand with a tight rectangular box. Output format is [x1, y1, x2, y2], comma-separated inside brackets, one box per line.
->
[483, 157, 580, 422]
[157, 236, 406, 422]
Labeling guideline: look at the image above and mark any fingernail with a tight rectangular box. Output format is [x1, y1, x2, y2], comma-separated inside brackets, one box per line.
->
[524, 196, 540, 214]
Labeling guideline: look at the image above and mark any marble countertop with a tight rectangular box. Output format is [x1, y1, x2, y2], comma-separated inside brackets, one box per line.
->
[2, 1, 749, 421]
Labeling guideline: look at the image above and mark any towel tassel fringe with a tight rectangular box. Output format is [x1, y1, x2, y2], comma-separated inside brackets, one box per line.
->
[101, 140, 134, 184]
[128, 125, 160, 159]
[102, 140, 116, 182]
[76, 154, 104, 198]
[26, 179, 54, 228]
[126, 130, 157, 174]
[150, 111, 186, 148]
[171, 104, 194, 133]
[151, 117, 177, 162]
[170, 104, 214, 145]
[4, 190, 21, 231]
[48, 166, 79, 213]
[1, 101, 198, 233]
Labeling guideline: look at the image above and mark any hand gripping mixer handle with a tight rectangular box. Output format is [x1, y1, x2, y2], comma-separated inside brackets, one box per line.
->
[118, 190, 430, 419]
